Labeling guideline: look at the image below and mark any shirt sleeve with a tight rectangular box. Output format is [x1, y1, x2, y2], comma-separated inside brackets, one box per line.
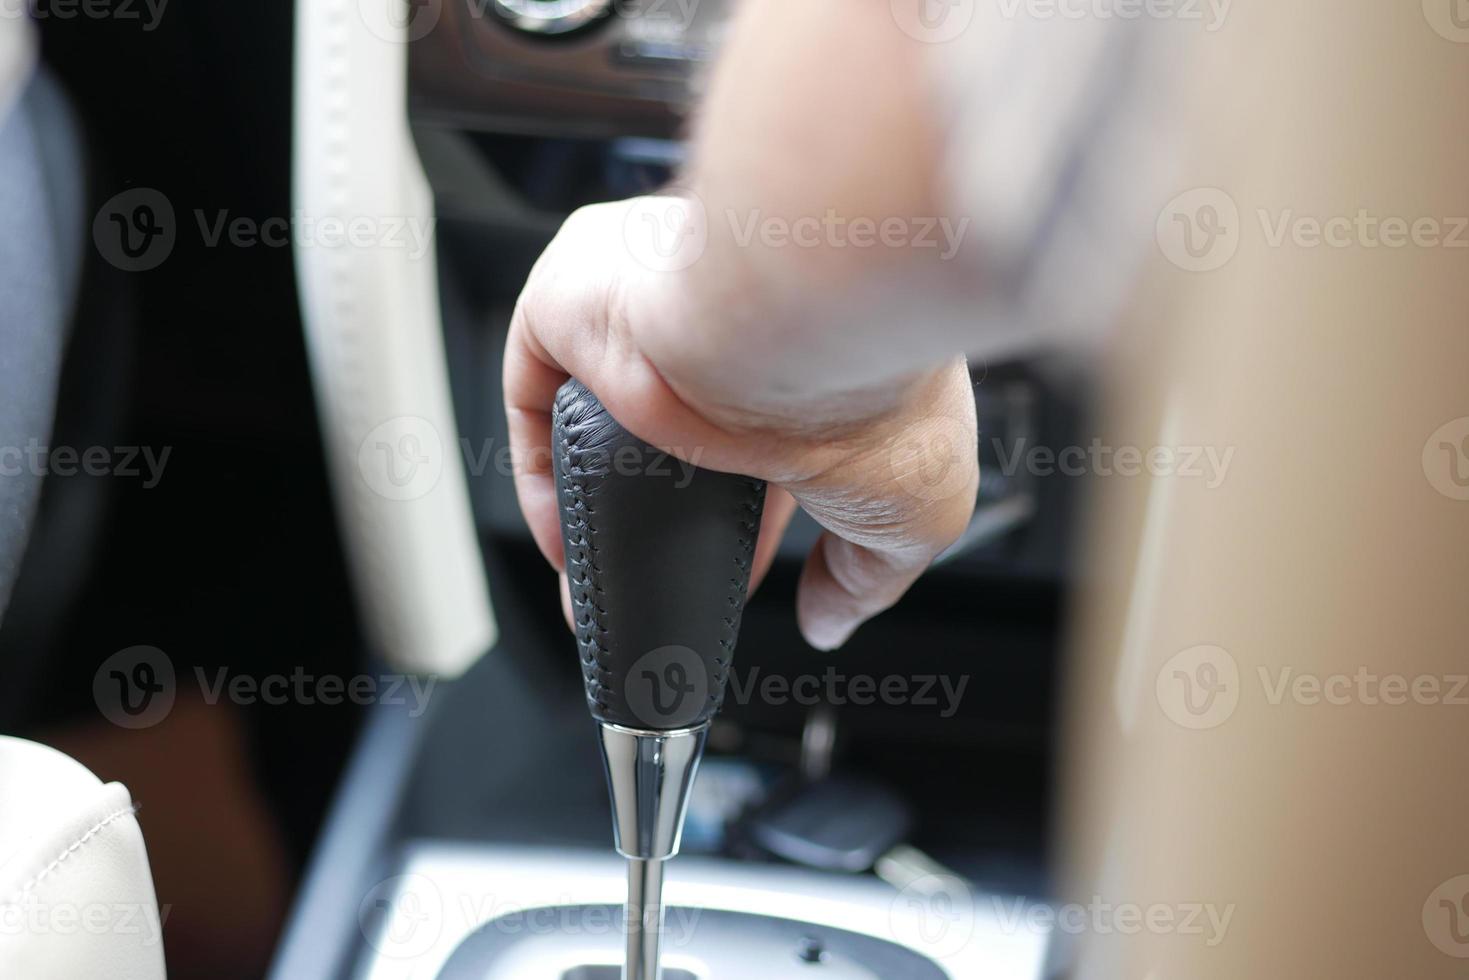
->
[927, 6, 1187, 350]
[0, 10, 36, 125]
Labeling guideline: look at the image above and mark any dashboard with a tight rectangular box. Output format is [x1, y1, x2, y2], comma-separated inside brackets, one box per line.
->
[410, 0, 733, 137]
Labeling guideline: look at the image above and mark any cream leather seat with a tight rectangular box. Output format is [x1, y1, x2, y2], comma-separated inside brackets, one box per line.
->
[0, 738, 165, 979]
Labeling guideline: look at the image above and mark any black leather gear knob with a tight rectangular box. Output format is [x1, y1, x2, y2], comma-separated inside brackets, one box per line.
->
[551, 379, 767, 731]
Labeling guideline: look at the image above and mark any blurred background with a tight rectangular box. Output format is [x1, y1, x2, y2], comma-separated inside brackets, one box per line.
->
[3, 4, 1076, 976]
[4, 5, 362, 976]
[4, 1, 1469, 978]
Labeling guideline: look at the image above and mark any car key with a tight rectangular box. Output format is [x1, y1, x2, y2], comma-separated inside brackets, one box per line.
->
[742, 775, 963, 894]
[551, 379, 767, 980]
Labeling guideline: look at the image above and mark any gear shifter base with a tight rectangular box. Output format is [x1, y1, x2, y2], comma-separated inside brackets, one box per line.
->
[437, 902, 949, 979]
[599, 724, 707, 980]
[597, 724, 708, 861]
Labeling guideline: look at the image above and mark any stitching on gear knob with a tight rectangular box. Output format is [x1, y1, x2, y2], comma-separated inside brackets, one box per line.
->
[551, 379, 766, 731]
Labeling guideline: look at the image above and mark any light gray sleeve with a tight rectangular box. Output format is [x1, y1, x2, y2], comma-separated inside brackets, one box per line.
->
[928, 6, 1189, 352]
[0, 12, 33, 122]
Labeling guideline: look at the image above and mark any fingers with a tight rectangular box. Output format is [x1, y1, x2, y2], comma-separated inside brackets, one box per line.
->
[504, 202, 721, 574]
[504, 203, 636, 572]
[503, 304, 571, 572]
[797, 532, 932, 651]
[793, 361, 979, 649]
[750, 486, 797, 594]
[559, 571, 574, 632]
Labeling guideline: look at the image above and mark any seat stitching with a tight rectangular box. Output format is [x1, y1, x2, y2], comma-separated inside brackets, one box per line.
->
[1, 804, 140, 907]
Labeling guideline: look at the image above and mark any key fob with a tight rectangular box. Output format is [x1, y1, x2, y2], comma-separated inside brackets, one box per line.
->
[744, 775, 913, 874]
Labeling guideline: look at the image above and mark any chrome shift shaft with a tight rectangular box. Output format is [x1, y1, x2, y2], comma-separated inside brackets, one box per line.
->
[625, 858, 664, 980]
[550, 380, 766, 980]
[599, 724, 708, 980]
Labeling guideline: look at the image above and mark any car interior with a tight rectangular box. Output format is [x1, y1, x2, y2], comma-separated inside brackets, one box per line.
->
[1, 3, 1068, 975]
[3, 1, 1467, 979]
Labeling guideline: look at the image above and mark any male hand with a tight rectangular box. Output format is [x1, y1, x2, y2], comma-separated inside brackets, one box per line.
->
[504, 198, 978, 651]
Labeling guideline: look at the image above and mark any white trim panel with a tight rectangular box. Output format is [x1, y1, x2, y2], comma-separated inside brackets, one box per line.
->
[292, 0, 495, 675]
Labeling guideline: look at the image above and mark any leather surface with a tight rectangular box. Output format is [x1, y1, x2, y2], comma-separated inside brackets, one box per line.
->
[294, 0, 496, 675]
[552, 380, 766, 730]
[0, 737, 166, 980]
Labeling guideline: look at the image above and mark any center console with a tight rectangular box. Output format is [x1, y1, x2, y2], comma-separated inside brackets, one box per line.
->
[356, 846, 1045, 978]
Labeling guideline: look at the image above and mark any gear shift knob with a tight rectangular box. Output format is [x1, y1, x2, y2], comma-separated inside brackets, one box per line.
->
[551, 379, 766, 980]
[552, 378, 766, 735]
